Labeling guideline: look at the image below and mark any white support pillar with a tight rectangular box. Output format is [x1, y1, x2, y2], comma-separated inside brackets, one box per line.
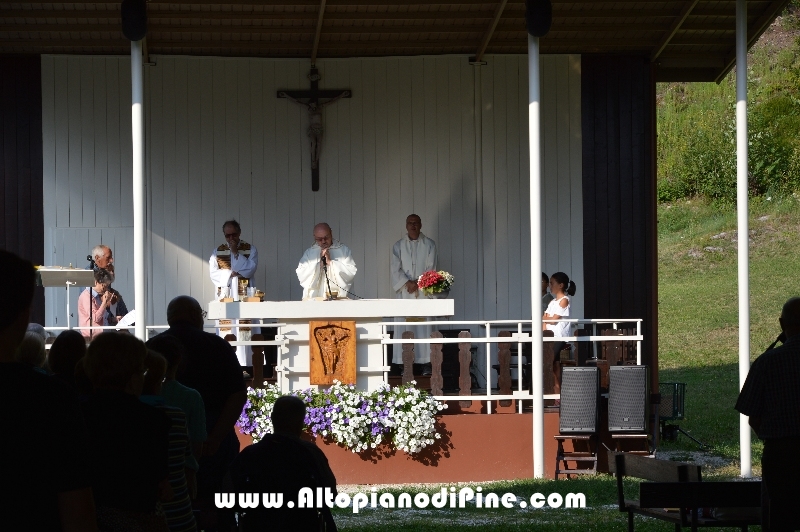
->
[736, 0, 751, 478]
[528, 34, 544, 479]
[131, 41, 146, 341]
[474, 66, 485, 320]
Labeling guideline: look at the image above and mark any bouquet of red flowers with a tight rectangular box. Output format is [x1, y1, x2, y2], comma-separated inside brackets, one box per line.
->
[417, 270, 454, 295]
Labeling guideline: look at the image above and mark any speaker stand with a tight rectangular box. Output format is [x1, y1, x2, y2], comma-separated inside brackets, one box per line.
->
[611, 434, 652, 456]
[554, 434, 599, 480]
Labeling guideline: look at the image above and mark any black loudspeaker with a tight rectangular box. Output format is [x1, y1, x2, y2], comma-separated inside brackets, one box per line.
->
[559, 367, 599, 433]
[121, 0, 147, 41]
[525, 0, 552, 38]
[608, 365, 650, 432]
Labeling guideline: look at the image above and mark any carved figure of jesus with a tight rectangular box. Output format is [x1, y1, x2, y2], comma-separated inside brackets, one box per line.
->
[279, 90, 351, 170]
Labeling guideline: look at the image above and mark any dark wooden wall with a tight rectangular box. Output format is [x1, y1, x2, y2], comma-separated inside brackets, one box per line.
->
[1, 55, 44, 324]
[581, 55, 658, 382]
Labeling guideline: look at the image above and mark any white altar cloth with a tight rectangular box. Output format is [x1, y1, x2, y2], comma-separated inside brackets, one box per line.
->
[207, 299, 454, 392]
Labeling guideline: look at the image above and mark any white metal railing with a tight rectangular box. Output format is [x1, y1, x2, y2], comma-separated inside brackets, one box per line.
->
[42, 317, 643, 414]
[376, 318, 642, 414]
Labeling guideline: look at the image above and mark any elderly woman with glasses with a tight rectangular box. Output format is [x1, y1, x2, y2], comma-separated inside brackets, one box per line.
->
[77, 268, 116, 339]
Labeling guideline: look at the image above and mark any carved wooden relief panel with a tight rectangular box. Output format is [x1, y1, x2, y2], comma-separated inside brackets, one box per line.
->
[309, 320, 357, 385]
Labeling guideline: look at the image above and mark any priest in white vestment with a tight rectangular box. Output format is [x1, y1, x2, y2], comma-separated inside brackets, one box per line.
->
[209, 219, 259, 364]
[390, 214, 438, 365]
[296, 223, 357, 300]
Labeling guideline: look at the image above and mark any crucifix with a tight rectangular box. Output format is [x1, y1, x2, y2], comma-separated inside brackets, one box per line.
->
[277, 67, 352, 191]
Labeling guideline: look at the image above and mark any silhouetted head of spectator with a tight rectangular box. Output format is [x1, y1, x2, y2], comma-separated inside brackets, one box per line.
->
[145, 334, 185, 378]
[27, 323, 48, 342]
[15, 332, 46, 368]
[780, 297, 800, 338]
[141, 349, 167, 396]
[271, 395, 307, 438]
[166, 296, 205, 329]
[0, 250, 36, 361]
[47, 330, 87, 376]
[83, 332, 147, 394]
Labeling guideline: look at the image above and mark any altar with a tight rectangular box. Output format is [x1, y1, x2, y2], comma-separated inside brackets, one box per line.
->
[207, 299, 454, 392]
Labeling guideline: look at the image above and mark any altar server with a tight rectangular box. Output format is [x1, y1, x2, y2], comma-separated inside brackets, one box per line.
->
[296, 223, 357, 300]
[390, 214, 437, 368]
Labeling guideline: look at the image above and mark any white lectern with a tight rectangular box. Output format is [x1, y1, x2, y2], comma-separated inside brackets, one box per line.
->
[38, 267, 95, 330]
[207, 299, 454, 392]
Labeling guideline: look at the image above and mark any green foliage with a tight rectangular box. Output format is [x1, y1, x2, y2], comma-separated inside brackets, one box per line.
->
[657, 20, 800, 203]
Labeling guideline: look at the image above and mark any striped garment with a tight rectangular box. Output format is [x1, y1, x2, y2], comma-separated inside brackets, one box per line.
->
[155, 404, 197, 532]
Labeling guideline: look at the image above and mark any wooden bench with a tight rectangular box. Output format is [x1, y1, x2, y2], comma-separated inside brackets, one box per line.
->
[609, 451, 760, 532]
[640, 481, 761, 532]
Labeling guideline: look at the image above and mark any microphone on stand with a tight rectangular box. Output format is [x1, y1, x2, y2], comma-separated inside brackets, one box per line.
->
[321, 253, 334, 301]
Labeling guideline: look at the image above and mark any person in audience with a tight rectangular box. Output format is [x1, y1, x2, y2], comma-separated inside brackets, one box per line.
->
[542, 272, 577, 400]
[146, 334, 207, 484]
[736, 297, 800, 531]
[150, 296, 246, 530]
[140, 349, 197, 532]
[81, 332, 171, 531]
[47, 329, 87, 389]
[27, 322, 50, 342]
[77, 268, 117, 339]
[15, 331, 47, 371]
[232, 395, 337, 532]
[88, 244, 129, 318]
[541, 272, 554, 314]
[0, 249, 97, 531]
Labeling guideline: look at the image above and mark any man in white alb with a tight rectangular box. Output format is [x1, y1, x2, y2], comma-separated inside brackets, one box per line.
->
[296, 223, 357, 300]
[209, 219, 258, 364]
[390, 214, 437, 371]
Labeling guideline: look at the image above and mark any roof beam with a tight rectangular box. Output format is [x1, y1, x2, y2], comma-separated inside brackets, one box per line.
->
[474, 0, 507, 62]
[714, 0, 792, 82]
[310, 0, 326, 64]
[650, 0, 699, 61]
[0, 22, 683, 34]
[0, 36, 655, 51]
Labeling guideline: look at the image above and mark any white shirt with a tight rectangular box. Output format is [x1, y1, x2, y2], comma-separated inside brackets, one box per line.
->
[296, 241, 357, 300]
[391, 233, 437, 298]
[544, 295, 571, 338]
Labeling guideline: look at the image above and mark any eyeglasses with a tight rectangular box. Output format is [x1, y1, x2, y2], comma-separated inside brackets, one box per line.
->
[201, 310, 208, 319]
[224, 233, 239, 238]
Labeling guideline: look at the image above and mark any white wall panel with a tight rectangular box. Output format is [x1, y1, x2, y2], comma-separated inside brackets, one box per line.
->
[42, 54, 582, 331]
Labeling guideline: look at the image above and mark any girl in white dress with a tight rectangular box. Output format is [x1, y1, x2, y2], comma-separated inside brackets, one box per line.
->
[542, 272, 577, 403]
[542, 271, 576, 338]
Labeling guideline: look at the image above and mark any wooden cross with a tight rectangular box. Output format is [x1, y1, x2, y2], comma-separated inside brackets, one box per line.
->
[277, 67, 352, 191]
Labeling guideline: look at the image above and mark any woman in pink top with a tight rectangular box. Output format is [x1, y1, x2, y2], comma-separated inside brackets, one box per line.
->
[77, 268, 114, 339]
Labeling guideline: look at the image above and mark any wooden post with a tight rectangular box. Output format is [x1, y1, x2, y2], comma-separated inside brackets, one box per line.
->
[458, 331, 472, 407]
[401, 331, 415, 384]
[251, 333, 265, 389]
[430, 331, 444, 396]
[498, 330, 512, 407]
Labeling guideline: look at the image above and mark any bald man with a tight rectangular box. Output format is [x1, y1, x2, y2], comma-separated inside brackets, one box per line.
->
[295, 223, 357, 300]
[736, 297, 800, 531]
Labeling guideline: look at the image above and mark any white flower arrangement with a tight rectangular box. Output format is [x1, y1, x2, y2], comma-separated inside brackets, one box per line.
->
[237, 380, 448, 455]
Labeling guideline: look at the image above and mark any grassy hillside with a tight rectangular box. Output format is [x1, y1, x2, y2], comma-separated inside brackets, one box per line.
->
[657, 196, 800, 466]
[657, 10, 800, 203]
